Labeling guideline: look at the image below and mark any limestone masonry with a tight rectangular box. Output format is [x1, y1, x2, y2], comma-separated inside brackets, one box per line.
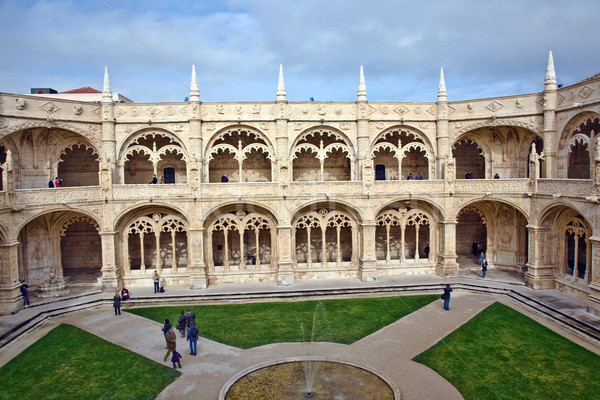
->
[1, 54, 600, 316]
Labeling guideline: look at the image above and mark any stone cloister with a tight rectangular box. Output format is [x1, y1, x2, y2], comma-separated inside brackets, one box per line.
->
[1, 57, 600, 316]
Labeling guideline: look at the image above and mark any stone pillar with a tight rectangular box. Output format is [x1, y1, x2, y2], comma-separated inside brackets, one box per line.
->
[276, 225, 294, 286]
[437, 220, 458, 277]
[358, 221, 378, 281]
[542, 51, 557, 178]
[275, 101, 289, 184]
[0, 242, 22, 315]
[189, 118, 203, 188]
[436, 68, 449, 179]
[188, 228, 207, 289]
[525, 225, 555, 289]
[99, 231, 120, 292]
[586, 236, 600, 315]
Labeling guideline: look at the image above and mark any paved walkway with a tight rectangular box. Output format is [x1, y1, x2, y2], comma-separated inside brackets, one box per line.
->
[1, 271, 600, 399]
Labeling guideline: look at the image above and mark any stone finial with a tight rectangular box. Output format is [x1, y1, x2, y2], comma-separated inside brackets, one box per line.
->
[189, 65, 200, 102]
[276, 64, 286, 102]
[437, 67, 447, 101]
[545, 51, 556, 90]
[357, 65, 367, 102]
[102, 66, 112, 102]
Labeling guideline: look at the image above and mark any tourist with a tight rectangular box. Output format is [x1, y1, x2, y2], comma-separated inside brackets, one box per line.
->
[442, 284, 452, 311]
[150, 174, 158, 184]
[162, 319, 172, 335]
[186, 308, 196, 328]
[48, 179, 54, 188]
[472, 240, 478, 256]
[171, 350, 183, 369]
[221, 174, 229, 182]
[159, 175, 164, 184]
[468, 171, 473, 179]
[177, 310, 187, 337]
[59, 178, 63, 187]
[494, 173, 500, 179]
[464, 171, 469, 179]
[415, 172, 423, 180]
[55, 177, 61, 187]
[424, 243, 430, 259]
[163, 327, 177, 362]
[407, 173, 414, 180]
[482, 258, 488, 278]
[19, 279, 30, 306]
[187, 322, 199, 356]
[153, 270, 160, 293]
[478, 252, 486, 268]
[121, 287, 130, 301]
[113, 291, 121, 315]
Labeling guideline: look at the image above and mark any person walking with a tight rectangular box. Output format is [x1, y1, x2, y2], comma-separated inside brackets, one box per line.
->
[186, 308, 196, 328]
[153, 270, 160, 293]
[164, 327, 177, 362]
[187, 322, 199, 356]
[113, 291, 121, 315]
[177, 310, 187, 337]
[482, 259, 488, 278]
[162, 319, 172, 335]
[19, 280, 30, 306]
[442, 284, 453, 311]
[171, 350, 183, 369]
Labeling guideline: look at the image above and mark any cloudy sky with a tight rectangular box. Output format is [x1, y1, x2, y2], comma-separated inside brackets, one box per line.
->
[0, 0, 598, 103]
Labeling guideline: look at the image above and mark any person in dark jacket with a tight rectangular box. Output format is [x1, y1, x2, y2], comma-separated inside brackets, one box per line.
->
[171, 350, 183, 369]
[442, 284, 452, 311]
[186, 309, 196, 328]
[20, 280, 30, 306]
[162, 319, 172, 335]
[482, 259, 488, 278]
[177, 310, 187, 337]
[113, 291, 121, 315]
[187, 323, 199, 356]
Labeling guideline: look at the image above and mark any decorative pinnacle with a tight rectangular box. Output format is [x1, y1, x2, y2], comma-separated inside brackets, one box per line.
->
[545, 50, 556, 90]
[437, 67, 447, 101]
[102, 66, 112, 102]
[357, 65, 367, 101]
[189, 64, 200, 101]
[276, 64, 286, 101]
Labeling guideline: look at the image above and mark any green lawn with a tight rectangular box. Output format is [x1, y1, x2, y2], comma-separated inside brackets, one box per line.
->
[413, 302, 600, 400]
[127, 295, 439, 349]
[0, 324, 179, 400]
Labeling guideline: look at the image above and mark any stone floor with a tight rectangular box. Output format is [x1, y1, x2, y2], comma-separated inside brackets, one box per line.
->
[1, 270, 600, 399]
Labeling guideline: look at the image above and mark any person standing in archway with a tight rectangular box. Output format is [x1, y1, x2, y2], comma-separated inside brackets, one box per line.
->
[472, 240, 478, 256]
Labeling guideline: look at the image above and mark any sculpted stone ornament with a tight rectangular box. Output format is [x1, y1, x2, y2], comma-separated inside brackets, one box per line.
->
[14, 98, 26, 110]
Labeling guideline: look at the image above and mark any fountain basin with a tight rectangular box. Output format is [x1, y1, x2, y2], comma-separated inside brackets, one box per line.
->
[221, 359, 398, 400]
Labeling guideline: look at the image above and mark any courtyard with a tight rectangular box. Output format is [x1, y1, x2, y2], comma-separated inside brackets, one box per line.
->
[1, 272, 599, 399]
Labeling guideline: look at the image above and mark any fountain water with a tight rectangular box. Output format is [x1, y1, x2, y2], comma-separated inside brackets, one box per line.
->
[300, 301, 331, 397]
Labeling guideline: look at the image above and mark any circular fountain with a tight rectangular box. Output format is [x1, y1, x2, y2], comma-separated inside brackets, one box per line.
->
[221, 359, 397, 400]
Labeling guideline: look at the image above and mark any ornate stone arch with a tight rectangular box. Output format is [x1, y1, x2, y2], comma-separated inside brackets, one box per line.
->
[291, 127, 355, 181]
[205, 125, 274, 182]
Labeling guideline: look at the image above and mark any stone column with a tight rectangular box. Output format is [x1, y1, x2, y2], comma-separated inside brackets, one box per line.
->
[437, 220, 458, 277]
[587, 236, 600, 315]
[0, 242, 22, 315]
[276, 225, 294, 286]
[542, 52, 557, 178]
[436, 68, 450, 179]
[188, 228, 207, 289]
[525, 225, 555, 289]
[99, 231, 120, 292]
[358, 221, 378, 281]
